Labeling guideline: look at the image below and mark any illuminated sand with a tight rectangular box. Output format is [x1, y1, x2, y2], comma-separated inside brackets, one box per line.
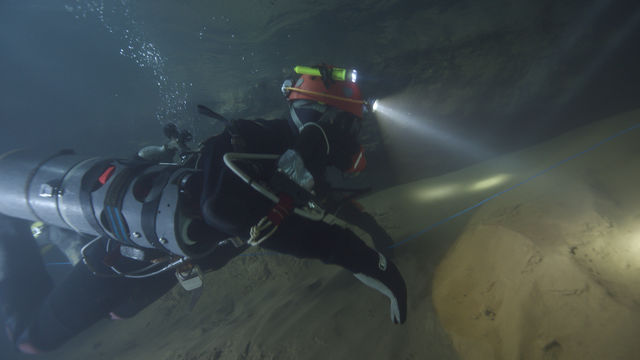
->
[429, 109, 640, 359]
[41, 109, 640, 360]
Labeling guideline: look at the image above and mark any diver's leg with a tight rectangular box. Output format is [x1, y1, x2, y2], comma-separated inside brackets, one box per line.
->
[111, 241, 251, 319]
[260, 218, 407, 324]
[9, 243, 177, 353]
[9, 257, 133, 353]
[10, 261, 113, 352]
[334, 200, 395, 257]
[106, 270, 177, 320]
[196, 241, 249, 272]
[0, 219, 53, 353]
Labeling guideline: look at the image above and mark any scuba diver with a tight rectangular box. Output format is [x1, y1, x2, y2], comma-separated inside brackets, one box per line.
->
[0, 65, 407, 354]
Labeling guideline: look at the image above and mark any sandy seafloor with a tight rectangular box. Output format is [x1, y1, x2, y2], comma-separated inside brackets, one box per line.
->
[26, 109, 639, 360]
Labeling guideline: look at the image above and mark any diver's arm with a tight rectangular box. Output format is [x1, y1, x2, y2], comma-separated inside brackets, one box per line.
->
[276, 122, 330, 193]
[277, 109, 360, 195]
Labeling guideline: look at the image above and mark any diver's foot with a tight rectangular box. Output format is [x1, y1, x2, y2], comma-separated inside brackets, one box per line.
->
[3, 309, 42, 354]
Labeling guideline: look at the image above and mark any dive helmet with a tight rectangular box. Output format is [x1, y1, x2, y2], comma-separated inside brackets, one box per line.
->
[284, 65, 364, 118]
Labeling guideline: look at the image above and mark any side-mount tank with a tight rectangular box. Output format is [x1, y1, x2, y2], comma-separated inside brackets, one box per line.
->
[0, 148, 216, 259]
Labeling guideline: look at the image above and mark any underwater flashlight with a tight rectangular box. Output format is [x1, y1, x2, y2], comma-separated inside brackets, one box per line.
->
[363, 98, 379, 113]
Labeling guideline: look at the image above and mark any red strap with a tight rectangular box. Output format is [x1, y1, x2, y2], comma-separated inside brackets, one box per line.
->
[99, 166, 116, 185]
[267, 193, 294, 225]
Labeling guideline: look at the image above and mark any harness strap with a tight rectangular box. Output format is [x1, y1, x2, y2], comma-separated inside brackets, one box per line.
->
[248, 194, 294, 246]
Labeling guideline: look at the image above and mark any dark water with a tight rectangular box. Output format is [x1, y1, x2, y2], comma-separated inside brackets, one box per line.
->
[2, 0, 640, 184]
[0, 1, 161, 157]
[1, 0, 640, 358]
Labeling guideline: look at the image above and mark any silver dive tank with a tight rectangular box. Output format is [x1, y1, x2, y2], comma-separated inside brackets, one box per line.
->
[0, 148, 216, 259]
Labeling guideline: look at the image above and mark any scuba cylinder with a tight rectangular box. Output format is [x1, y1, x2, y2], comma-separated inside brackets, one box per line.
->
[0, 148, 217, 262]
